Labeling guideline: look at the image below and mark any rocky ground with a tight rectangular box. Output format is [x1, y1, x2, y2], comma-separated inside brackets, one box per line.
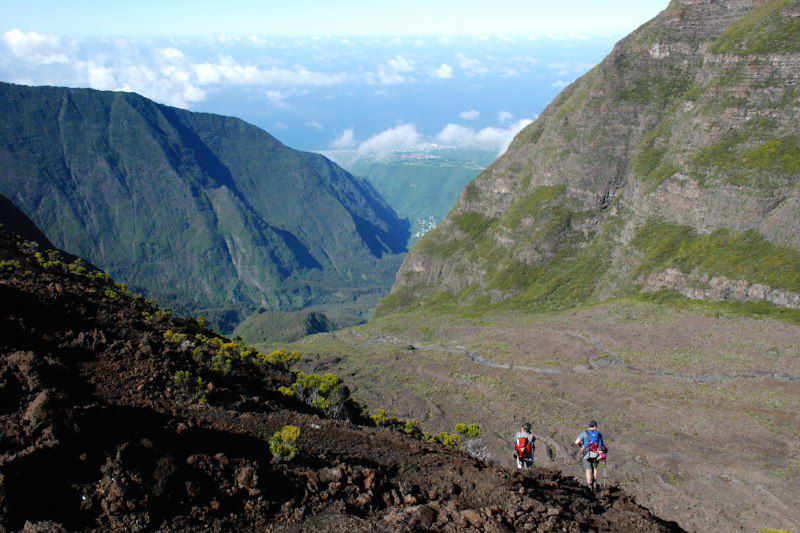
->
[281, 304, 800, 531]
[0, 228, 680, 532]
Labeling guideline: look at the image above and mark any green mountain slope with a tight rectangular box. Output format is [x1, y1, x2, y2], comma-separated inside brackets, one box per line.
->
[340, 149, 495, 244]
[0, 82, 409, 331]
[385, 0, 800, 317]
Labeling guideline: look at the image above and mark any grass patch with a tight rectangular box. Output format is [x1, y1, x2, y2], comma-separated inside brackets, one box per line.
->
[709, 0, 800, 55]
[639, 291, 800, 326]
[502, 242, 610, 311]
[631, 120, 680, 188]
[633, 219, 800, 292]
[455, 212, 494, 239]
[691, 133, 800, 187]
[618, 64, 692, 108]
[501, 185, 566, 229]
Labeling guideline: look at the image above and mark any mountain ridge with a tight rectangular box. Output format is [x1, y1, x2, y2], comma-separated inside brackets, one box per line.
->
[384, 0, 800, 316]
[0, 81, 409, 331]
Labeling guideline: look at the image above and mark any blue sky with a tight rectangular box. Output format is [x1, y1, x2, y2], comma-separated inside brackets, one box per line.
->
[1, 2, 670, 152]
[4, 1, 669, 37]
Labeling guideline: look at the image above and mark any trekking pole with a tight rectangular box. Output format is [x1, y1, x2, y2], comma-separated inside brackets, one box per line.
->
[603, 459, 609, 489]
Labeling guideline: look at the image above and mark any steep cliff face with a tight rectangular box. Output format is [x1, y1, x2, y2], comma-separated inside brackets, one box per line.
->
[385, 0, 800, 314]
[0, 83, 409, 330]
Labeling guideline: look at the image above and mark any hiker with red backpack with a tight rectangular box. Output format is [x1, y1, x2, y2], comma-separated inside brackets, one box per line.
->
[574, 420, 607, 490]
[513, 422, 535, 469]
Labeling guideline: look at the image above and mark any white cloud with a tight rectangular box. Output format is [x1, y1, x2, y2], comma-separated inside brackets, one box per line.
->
[192, 55, 346, 87]
[369, 54, 417, 85]
[332, 127, 356, 148]
[358, 123, 421, 155]
[432, 63, 453, 79]
[306, 119, 323, 130]
[459, 110, 480, 120]
[84, 61, 116, 90]
[457, 54, 488, 76]
[266, 89, 290, 109]
[551, 79, 571, 88]
[498, 110, 513, 123]
[0, 31, 348, 109]
[435, 118, 533, 155]
[1, 29, 70, 64]
[387, 55, 414, 73]
[157, 47, 185, 61]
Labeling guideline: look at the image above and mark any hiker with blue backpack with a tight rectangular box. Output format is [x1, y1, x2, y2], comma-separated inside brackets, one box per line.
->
[575, 420, 607, 490]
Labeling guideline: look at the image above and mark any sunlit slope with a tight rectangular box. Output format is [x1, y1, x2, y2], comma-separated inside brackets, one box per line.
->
[385, 0, 800, 316]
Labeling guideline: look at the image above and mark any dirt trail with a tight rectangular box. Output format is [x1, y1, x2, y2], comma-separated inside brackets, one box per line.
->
[341, 331, 800, 385]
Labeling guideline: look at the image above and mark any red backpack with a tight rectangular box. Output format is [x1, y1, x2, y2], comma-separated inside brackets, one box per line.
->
[515, 435, 534, 459]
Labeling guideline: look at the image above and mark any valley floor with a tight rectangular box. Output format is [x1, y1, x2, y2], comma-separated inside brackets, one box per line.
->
[273, 299, 800, 531]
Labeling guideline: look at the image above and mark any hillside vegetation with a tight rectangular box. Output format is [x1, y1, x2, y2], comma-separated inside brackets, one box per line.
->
[342, 149, 496, 244]
[0, 82, 409, 332]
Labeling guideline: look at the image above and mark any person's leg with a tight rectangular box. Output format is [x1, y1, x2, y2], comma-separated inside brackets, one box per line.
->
[582, 458, 593, 486]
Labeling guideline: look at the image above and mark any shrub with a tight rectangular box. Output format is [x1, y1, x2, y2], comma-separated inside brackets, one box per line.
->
[164, 330, 188, 344]
[174, 370, 190, 388]
[428, 432, 461, 448]
[0, 259, 22, 271]
[104, 289, 118, 299]
[173, 370, 207, 403]
[455, 423, 482, 438]
[286, 371, 359, 419]
[277, 386, 296, 398]
[34, 250, 61, 269]
[370, 409, 425, 439]
[257, 348, 301, 369]
[67, 259, 87, 275]
[270, 425, 301, 462]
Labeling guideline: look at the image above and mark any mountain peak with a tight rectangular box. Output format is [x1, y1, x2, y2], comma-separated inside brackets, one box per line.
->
[383, 0, 800, 317]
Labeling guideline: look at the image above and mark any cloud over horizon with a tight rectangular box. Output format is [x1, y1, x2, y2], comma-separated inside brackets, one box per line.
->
[0, 29, 348, 107]
[343, 113, 535, 156]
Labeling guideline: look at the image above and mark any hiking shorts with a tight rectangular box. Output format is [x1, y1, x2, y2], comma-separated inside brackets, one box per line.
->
[582, 457, 598, 471]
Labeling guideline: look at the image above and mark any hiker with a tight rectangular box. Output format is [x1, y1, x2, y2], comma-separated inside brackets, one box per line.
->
[575, 420, 607, 490]
[513, 422, 535, 469]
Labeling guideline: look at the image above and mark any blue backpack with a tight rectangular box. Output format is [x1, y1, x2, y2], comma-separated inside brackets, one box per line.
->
[584, 430, 606, 460]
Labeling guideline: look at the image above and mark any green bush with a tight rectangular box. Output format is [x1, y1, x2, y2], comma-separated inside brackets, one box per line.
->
[454, 423, 482, 438]
[164, 330, 188, 344]
[370, 409, 425, 439]
[173, 370, 207, 403]
[174, 370, 190, 388]
[428, 432, 461, 448]
[286, 371, 356, 418]
[270, 425, 301, 462]
[371, 410, 482, 450]
[257, 348, 301, 369]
